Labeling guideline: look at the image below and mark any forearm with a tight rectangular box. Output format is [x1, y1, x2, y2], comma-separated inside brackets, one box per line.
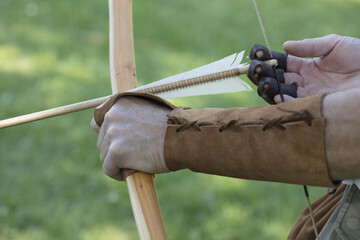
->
[165, 94, 335, 187]
[324, 88, 360, 181]
[165, 90, 360, 185]
[93, 90, 360, 185]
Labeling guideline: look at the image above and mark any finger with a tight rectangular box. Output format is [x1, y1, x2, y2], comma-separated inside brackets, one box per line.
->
[110, 173, 124, 181]
[97, 117, 112, 149]
[102, 151, 122, 179]
[283, 34, 342, 58]
[274, 86, 308, 103]
[91, 118, 100, 134]
[100, 133, 111, 162]
[286, 55, 306, 73]
[296, 87, 310, 98]
[284, 72, 304, 87]
[274, 94, 296, 104]
[97, 126, 106, 149]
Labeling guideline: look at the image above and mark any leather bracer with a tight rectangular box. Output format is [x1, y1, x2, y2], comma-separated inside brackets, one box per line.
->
[164, 93, 336, 187]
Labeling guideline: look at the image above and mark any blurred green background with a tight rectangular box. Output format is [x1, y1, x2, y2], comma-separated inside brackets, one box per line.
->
[0, 0, 359, 239]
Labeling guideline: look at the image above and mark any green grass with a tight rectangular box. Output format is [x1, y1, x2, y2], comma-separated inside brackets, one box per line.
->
[0, 0, 359, 239]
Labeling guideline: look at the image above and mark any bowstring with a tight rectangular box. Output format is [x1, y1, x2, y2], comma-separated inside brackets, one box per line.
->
[252, 0, 272, 57]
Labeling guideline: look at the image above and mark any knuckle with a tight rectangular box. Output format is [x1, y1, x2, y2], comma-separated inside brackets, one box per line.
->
[102, 151, 122, 173]
[105, 127, 119, 140]
[104, 107, 126, 123]
[328, 34, 341, 40]
[105, 126, 126, 140]
[102, 163, 113, 176]
[103, 111, 117, 123]
[108, 142, 126, 160]
[108, 143, 118, 155]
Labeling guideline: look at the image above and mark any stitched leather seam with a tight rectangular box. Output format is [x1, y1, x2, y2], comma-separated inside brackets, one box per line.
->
[168, 107, 315, 133]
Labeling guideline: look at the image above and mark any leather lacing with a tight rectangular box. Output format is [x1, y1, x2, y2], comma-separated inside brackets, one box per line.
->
[168, 107, 314, 133]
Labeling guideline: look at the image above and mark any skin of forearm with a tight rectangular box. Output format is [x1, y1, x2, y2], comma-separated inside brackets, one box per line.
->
[323, 87, 360, 181]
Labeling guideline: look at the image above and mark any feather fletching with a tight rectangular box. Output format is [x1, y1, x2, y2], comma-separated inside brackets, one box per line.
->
[130, 51, 252, 99]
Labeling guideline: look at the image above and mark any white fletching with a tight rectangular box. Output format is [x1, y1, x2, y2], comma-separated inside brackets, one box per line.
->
[130, 51, 252, 99]
[0, 51, 263, 129]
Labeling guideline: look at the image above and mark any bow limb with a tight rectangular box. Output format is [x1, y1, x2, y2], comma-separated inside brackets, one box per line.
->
[108, 0, 167, 239]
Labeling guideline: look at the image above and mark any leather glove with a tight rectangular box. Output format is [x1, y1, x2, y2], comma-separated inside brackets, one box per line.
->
[247, 44, 298, 104]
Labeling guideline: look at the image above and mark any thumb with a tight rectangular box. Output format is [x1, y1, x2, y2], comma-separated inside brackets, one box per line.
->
[283, 34, 342, 58]
[91, 117, 100, 134]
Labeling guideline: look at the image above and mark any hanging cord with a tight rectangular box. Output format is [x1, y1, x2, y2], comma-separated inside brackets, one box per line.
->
[251, 1, 319, 239]
[304, 186, 320, 238]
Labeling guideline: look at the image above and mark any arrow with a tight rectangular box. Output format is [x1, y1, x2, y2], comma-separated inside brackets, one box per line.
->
[0, 59, 277, 129]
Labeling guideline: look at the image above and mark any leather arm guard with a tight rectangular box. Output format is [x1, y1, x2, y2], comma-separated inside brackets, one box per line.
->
[165, 93, 336, 187]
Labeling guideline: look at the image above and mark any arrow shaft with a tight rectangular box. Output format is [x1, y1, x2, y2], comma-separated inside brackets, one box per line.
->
[137, 60, 276, 95]
[0, 95, 110, 129]
[0, 60, 277, 129]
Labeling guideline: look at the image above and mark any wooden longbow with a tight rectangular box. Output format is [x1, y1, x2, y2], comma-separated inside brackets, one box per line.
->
[0, 0, 319, 238]
[108, 0, 167, 239]
[0, 4, 268, 238]
[0, 1, 283, 239]
[108, 1, 316, 239]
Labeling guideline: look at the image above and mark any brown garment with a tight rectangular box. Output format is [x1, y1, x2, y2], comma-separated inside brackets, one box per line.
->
[288, 184, 346, 240]
[165, 93, 336, 187]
